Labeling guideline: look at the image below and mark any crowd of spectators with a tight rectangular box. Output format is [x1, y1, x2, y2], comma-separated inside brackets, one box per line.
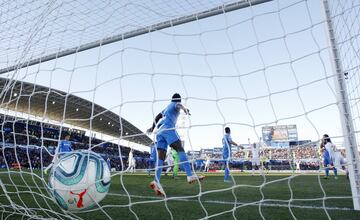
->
[191, 143, 330, 171]
[0, 115, 149, 171]
[190, 158, 321, 171]
[0, 115, 348, 172]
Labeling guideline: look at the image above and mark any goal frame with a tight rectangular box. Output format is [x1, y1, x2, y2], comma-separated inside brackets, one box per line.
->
[322, 0, 360, 210]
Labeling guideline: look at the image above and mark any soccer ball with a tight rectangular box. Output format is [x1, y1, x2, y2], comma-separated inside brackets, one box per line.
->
[49, 150, 111, 211]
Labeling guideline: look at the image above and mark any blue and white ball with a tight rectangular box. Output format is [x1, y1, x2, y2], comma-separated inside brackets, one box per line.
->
[49, 150, 111, 211]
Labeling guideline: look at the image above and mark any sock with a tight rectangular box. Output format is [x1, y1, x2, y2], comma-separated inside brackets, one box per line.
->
[334, 167, 337, 176]
[155, 159, 164, 183]
[178, 152, 192, 176]
[224, 167, 230, 180]
[325, 167, 329, 176]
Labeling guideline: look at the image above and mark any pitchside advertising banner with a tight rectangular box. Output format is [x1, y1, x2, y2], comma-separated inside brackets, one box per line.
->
[262, 125, 298, 145]
[201, 149, 214, 154]
[188, 150, 200, 157]
[213, 148, 222, 154]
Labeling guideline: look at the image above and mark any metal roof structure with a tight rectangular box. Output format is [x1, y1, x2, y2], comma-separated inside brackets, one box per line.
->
[0, 78, 153, 146]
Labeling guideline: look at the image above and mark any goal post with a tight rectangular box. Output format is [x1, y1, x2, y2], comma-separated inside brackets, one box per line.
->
[322, 0, 360, 210]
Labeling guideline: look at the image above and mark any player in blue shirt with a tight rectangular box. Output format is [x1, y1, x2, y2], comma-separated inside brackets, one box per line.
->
[223, 127, 239, 182]
[44, 133, 72, 174]
[147, 142, 157, 176]
[57, 134, 73, 154]
[147, 93, 205, 196]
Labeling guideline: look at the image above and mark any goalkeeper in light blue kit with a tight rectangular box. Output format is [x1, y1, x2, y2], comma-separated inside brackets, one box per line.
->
[223, 127, 239, 182]
[147, 93, 205, 196]
[44, 133, 73, 174]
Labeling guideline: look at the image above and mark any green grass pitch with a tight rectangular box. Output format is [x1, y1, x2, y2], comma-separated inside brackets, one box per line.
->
[1, 171, 360, 219]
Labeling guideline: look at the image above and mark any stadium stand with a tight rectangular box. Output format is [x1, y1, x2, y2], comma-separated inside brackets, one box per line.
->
[0, 113, 149, 171]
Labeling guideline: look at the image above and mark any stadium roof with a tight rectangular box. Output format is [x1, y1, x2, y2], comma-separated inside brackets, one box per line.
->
[0, 78, 152, 146]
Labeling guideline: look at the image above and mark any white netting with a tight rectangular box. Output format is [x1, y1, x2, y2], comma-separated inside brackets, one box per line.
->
[0, 0, 360, 219]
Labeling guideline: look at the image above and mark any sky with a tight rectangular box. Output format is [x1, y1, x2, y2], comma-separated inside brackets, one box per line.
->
[1, 0, 350, 152]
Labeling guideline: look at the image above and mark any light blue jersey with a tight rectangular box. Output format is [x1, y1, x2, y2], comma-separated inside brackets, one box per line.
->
[157, 102, 180, 129]
[222, 134, 232, 160]
[156, 102, 181, 150]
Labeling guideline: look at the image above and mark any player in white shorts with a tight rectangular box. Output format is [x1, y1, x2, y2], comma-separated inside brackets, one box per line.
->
[126, 149, 136, 173]
[204, 155, 211, 172]
[251, 141, 261, 176]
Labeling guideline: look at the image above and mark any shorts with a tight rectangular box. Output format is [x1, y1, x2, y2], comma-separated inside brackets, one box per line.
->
[156, 128, 180, 150]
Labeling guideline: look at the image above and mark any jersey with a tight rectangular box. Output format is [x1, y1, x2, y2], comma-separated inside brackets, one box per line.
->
[222, 133, 233, 159]
[323, 142, 335, 166]
[128, 151, 134, 166]
[251, 144, 260, 165]
[156, 102, 181, 149]
[251, 145, 259, 159]
[57, 140, 72, 155]
[295, 160, 301, 170]
[205, 157, 211, 167]
[324, 142, 335, 160]
[157, 102, 180, 129]
[131, 157, 136, 167]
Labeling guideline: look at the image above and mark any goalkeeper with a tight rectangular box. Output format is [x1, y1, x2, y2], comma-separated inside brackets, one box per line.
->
[171, 148, 179, 179]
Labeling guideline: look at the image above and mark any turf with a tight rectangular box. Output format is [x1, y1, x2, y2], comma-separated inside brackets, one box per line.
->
[0, 170, 359, 219]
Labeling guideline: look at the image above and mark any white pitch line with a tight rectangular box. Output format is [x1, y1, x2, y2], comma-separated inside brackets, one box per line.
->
[107, 193, 354, 211]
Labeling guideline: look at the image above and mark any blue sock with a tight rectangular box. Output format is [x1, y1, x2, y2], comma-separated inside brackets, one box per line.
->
[224, 167, 230, 180]
[178, 152, 192, 176]
[325, 167, 329, 176]
[334, 167, 337, 176]
[155, 159, 164, 183]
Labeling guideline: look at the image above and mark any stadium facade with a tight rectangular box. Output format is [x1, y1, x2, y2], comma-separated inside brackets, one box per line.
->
[0, 78, 152, 146]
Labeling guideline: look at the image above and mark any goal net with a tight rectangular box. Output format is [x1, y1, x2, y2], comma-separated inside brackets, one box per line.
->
[0, 0, 360, 219]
